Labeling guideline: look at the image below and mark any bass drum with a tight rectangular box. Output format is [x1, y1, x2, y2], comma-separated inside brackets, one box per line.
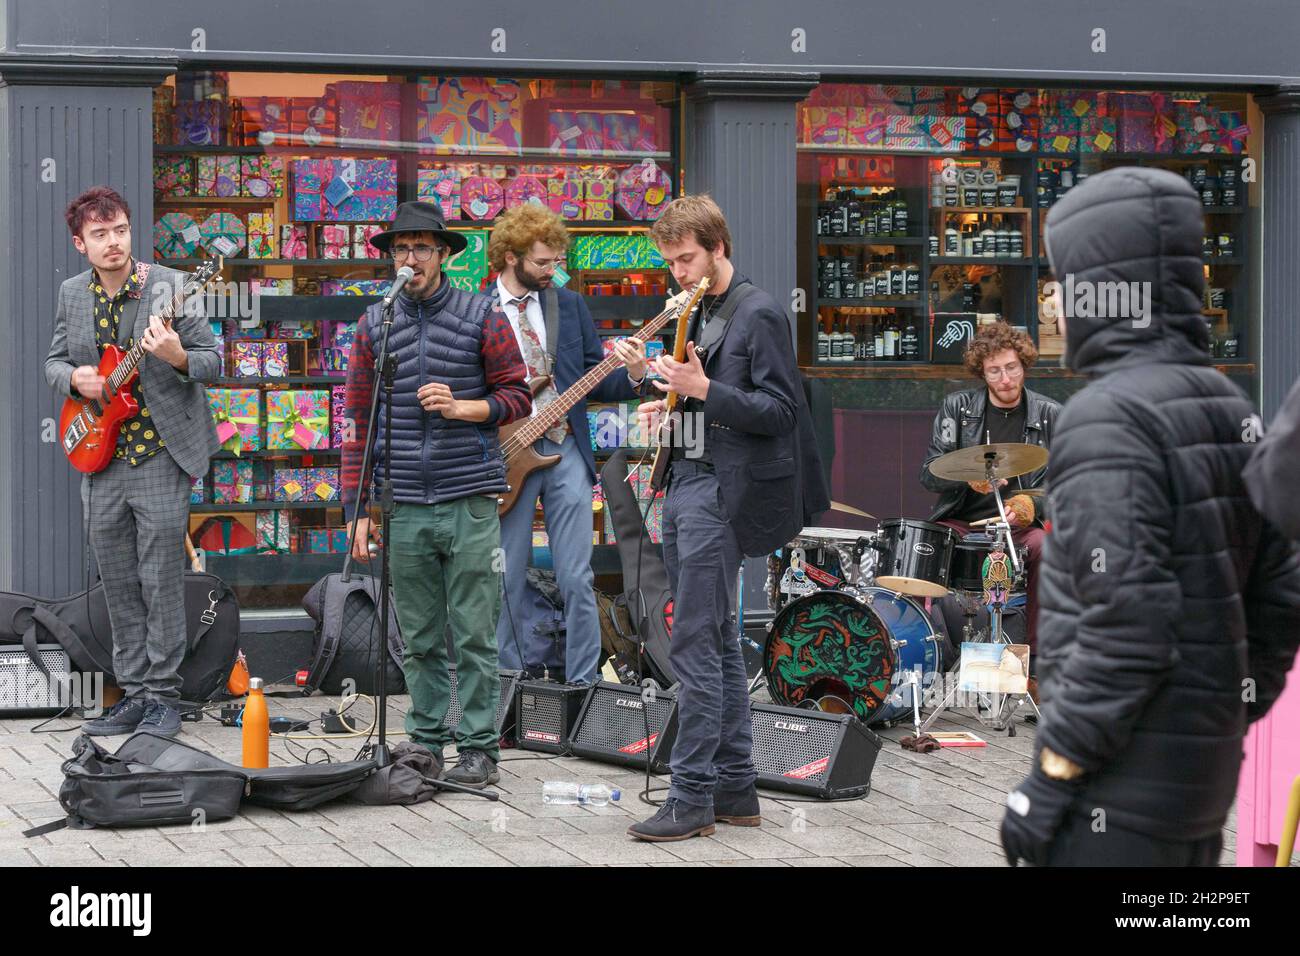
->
[763, 587, 940, 726]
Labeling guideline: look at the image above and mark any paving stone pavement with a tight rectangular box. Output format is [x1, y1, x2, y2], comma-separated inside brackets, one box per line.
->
[0, 692, 1244, 868]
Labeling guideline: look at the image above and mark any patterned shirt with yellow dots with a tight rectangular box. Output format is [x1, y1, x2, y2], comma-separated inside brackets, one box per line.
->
[90, 261, 166, 467]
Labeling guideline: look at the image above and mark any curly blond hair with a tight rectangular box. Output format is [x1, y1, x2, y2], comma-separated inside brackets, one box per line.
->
[963, 322, 1039, 379]
[488, 204, 571, 272]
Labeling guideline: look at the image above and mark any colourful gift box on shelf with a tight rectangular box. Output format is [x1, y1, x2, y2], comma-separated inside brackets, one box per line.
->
[920, 116, 964, 152]
[261, 341, 290, 378]
[327, 159, 398, 222]
[1048, 90, 1110, 119]
[546, 178, 584, 219]
[199, 212, 246, 258]
[583, 178, 614, 221]
[213, 461, 269, 505]
[996, 89, 1040, 152]
[302, 528, 350, 554]
[207, 387, 261, 455]
[568, 234, 664, 270]
[1078, 116, 1118, 154]
[615, 162, 672, 221]
[193, 516, 257, 556]
[884, 85, 950, 116]
[256, 510, 295, 552]
[443, 229, 489, 293]
[462, 176, 505, 220]
[267, 321, 313, 340]
[1039, 116, 1081, 154]
[230, 341, 264, 378]
[320, 279, 389, 295]
[154, 212, 201, 259]
[417, 167, 462, 219]
[330, 385, 349, 448]
[417, 76, 523, 153]
[333, 81, 401, 145]
[267, 390, 330, 451]
[505, 175, 549, 210]
[291, 159, 324, 220]
[190, 475, 205, 505]
[287, 93, 337, 147]
[274, 468, 340, 503]
[1214, 112, 1250, 153]
[322, 321, 358, 351]
[153, 157, 192, 198]
[279, 224, 308, 259]
[251, 278, 294, 296]
[883, 115, 927, 150]
[603, 111, 660, 153]
[802, 107, 846, 146]
[353, 224, 385, 259]
[955, 88, 1000, 151]
[316, 224, 351, 259]
[237, 96, 290, 146]
[846, 107, 890, 148]
[246, 213, 277, 259]
[240, 155, 285, 198]
[174, 101, 226, 146]
[194, 154, 241, 198]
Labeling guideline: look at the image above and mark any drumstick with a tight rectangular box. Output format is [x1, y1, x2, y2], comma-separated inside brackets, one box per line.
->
[970, 516, 1002, 528]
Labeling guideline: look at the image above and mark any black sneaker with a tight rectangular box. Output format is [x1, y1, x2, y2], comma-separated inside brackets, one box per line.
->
[627, 798, 716, 842]
[82, 697, 148, 737]
[138, 700, 182, 738]
[442, 750, 500, 788]
[714, 785, 762, 827]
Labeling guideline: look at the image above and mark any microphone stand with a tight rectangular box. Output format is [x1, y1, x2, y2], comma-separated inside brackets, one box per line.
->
[341, 286, 497, 800]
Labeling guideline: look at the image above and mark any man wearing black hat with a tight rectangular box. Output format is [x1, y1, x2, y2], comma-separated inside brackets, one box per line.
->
[343, 201, 532, 787]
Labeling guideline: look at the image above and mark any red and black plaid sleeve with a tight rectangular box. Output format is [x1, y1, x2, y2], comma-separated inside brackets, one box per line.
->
[340, 313, 375, 521]
[481, 303, 532, 426]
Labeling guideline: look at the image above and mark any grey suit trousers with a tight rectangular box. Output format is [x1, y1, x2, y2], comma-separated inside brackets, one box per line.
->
[82, 452, 191, 701]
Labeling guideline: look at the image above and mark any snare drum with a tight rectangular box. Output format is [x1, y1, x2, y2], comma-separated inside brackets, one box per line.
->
[874, 519, 957, 598]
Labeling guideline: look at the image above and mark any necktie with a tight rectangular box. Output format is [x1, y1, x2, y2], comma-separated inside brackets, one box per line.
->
[509, 296, 567, 443]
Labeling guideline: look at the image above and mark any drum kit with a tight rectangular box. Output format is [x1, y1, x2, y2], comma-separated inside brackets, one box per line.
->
[761, 442, 1048, 735]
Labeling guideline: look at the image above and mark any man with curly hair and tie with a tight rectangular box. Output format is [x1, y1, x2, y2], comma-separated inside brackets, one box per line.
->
[920, 323, 1061, 674]
[487, 204, 648, 684]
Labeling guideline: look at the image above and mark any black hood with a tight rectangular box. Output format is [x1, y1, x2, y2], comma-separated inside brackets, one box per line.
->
[1044, 166, 1210, 375]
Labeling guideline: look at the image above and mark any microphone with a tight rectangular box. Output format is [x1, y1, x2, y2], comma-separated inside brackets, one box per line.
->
[382, 266, 416, 309]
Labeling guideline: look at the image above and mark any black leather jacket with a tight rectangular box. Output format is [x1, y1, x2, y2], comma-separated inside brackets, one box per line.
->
[919, 385, 1060, 523]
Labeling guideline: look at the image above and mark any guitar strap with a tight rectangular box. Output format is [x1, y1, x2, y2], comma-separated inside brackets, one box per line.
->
[114, 261, 152, 350]
[693, 281, 757, 363]
[542, 287, 560, 375]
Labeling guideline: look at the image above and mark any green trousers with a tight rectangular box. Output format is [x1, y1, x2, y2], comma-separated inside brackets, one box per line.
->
[388, 494, 502, 759]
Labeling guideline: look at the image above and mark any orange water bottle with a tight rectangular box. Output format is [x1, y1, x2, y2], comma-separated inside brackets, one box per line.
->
[241, 677, 269, 769]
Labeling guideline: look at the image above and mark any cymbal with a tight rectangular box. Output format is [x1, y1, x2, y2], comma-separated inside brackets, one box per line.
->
[929, 443, 1049, 482]
[828, 500, 875, 520]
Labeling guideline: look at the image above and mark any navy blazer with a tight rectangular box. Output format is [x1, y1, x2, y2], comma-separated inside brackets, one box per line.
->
[498, 285, 641, 484]
[697, 278, 830, 556]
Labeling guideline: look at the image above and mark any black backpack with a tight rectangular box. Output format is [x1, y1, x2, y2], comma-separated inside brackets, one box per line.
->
[29, 732, 375, 833]
[0, 571, 241, 704]
[301, 572, 406, 695]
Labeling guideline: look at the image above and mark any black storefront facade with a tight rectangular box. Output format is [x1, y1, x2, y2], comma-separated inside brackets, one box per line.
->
[3, 0, 1299, 661]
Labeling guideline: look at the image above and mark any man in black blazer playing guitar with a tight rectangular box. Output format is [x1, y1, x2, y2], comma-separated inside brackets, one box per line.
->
[630, 195, 829, 841]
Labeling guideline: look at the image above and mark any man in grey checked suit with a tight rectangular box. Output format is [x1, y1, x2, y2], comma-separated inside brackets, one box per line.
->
[45, 186, 221, 736]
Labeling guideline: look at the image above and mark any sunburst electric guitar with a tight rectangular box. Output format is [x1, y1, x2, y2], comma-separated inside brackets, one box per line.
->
[59, 258, 223, 474]
[648, 276, 713, 492]
[497, 278, 710, 515]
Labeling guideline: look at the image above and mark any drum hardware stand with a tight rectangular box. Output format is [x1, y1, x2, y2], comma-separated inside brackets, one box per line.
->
[919, 459, 1040, 736]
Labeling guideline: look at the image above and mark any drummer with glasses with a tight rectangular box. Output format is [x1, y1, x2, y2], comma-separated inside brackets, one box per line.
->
[919, 323, 1061, 667]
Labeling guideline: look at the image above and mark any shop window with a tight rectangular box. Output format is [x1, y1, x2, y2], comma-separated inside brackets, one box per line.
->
[153, 70, 679, 613]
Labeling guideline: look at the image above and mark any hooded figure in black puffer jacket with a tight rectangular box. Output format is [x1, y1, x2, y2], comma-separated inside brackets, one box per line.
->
[1000, 167, 1300, 867]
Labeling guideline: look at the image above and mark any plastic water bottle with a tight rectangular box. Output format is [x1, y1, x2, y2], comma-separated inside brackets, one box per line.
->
[542, 782, 621, 806]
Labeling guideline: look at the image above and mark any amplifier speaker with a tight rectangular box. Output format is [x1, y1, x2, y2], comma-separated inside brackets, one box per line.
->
[445, 668, 522, 742]
[749, 702, 882, 799]
[515, 681, 593, 754]
[0, 644, 74, 715]
[569, 681, 678, 773]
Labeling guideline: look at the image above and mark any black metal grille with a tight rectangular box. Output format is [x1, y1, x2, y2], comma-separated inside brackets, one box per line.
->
[0, 646, 73, 711]
[571, 684, 673, 757]
[445, 667, 516, 734]
[749, 708, 840, 784]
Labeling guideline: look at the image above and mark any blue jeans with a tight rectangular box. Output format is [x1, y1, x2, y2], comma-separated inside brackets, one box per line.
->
[662, 463, 757, 807]
[496, 434, 602, 684]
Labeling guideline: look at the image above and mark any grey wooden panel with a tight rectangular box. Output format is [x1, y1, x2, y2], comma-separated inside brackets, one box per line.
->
[0, 83, 153, 593]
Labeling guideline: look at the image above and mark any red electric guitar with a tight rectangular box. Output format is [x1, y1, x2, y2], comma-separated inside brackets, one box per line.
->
[59, 258, 223, 474]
